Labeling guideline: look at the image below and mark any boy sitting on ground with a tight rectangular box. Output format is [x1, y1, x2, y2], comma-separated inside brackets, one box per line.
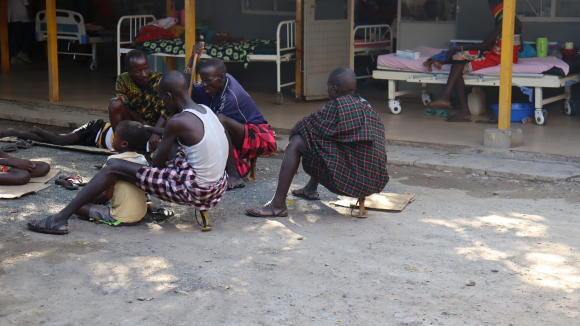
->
[1, 119, 115, 150]
[0, 151, 50, 185]
[72, 120, 151, 226]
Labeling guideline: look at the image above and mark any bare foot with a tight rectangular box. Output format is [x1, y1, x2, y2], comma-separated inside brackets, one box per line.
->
[423, 60, 435, 72]
[1, 128, 16, 138]
[426, 99, 452, 108]
[227, 175, 245, 190]
[434, 61, 443, 70]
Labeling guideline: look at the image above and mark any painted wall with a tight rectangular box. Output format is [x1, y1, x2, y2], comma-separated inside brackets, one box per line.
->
[397, 22, 456, 50]
[456, 0, 580, 47]
[197, 0, 294, 40]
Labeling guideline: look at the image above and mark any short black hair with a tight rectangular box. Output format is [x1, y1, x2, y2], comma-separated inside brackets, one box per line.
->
[200, 58, 227, 75]
[125, 50, 147, 72]
[329, 67, 357, 92]
[158, 70, 188, 94]
[116, 120, 148, 151]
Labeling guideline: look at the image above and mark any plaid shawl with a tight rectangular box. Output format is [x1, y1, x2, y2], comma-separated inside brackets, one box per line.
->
[296, 95, 389, 197]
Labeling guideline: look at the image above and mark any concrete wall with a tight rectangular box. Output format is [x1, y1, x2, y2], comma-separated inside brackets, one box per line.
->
[197, 1, 294, 40]
[398, 22, 456, 50]
[456, 0, 580, 47]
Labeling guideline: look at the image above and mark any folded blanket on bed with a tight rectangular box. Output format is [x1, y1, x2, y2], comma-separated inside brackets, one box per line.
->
[135, 39, 275, 68]
[377, 46, 570, 76]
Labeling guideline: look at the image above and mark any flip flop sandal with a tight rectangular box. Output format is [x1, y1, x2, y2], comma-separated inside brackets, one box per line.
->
[55, 178, 79, 190]
[152, 208, 175, 222]
[426, 108, 435, 115]
[445, 118, 472, 122]
[291, 189, 320, 201]
[245, 204, 289, 218]
[59, 175, 87, 186]
[15, 139, 32, 149]
[434, 109, 451, 117]
[27, 216, 69, 235]
[227, 182, 246, 191]
[1, 143, 18, 152]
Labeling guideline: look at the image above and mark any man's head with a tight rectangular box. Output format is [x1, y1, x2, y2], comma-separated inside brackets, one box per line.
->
[158, 70, 189, 114]
[125, 50, 151, 87]
[488, 0, 503, 10]
[199, 58, 227, 97]
[112, 120, 148, 153]
[327, 67, 357, 100]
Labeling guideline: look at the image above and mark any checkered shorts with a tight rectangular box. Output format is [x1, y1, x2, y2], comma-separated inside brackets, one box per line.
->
[136, 149, 228, 211]
[233, 123, 277, 177]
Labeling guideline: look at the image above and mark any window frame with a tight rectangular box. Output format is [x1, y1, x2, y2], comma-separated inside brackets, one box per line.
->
[240, 0, 296, 16]
[517, 0, 580, 23]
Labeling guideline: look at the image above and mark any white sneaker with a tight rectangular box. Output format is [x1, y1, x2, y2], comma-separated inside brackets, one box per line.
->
[16, 51, 32, 63]
[10, 56, 25, 65]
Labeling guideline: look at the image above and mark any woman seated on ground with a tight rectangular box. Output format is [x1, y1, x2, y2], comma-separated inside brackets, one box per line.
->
[0, 152, 50, 185]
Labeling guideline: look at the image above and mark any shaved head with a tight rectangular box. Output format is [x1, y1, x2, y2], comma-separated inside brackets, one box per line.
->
[329, 67, 357, 93]
[159, 70, 188, 94]
[200, 58, 227, 75]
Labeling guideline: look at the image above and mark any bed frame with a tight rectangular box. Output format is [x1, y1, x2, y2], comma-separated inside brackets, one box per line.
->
[352, 24, 393, 79]
[372, 68, 579, 126]
[117, 15, 296, 104]
[36, 10, 115, 71]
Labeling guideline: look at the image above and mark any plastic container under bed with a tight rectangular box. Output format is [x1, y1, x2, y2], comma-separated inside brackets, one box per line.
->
[491, 103, 535, 122]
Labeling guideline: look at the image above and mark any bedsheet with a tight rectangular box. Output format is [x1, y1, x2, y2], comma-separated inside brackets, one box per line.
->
[377, 46, 570, 76]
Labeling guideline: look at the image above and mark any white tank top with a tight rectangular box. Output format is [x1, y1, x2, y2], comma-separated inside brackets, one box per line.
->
[179, 106, 228, 186]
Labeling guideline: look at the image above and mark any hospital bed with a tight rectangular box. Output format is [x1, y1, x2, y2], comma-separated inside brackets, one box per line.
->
[116, 15, 296, 104]
[36, 10, 115, 71]
[353, 24, 393, 79]
[372, 46, 580, 125]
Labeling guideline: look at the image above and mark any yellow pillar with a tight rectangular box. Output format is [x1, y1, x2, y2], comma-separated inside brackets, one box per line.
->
[46, 0, 59, 101]
[294, 0, 303, 101]
[184, 0, 196, 65]
[166, 0, 176, 71]
[498, 0, 516, 129]
[0, 0, 9, 73]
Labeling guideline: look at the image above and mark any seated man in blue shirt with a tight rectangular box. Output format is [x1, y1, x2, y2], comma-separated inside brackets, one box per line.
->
[185, 43, 277, 189]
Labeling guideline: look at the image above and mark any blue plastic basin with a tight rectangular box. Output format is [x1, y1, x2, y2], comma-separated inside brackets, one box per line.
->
[491, 103, 535, 122]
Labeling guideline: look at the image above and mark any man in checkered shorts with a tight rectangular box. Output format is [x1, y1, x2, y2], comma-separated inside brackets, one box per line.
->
[246, 68, 389, 218]
[27, 71, 229, 234]
[186, 45, 277, 190]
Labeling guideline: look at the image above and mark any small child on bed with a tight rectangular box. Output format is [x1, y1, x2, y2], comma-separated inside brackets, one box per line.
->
[73, 120, 151, 226]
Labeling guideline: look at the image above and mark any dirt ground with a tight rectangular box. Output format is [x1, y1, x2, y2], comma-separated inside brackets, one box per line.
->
[0, 120, 579, 325]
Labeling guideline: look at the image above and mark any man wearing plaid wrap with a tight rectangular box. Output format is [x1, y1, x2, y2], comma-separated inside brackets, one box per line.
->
[186, 43, 277, 190]
[27, 71, 229, 234]
[246, 68, 389, 218]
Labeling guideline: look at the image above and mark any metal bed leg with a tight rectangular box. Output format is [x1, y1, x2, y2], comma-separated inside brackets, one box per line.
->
[534, 87, 546, 125]
[421, 83, 432, 106]
[89, 43, 97, 71]
[388, 80, 401, 114]
[564, 85, 576, 116]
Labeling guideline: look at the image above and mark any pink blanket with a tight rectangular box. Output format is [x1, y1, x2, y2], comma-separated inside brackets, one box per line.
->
[377, 46, 570, 76]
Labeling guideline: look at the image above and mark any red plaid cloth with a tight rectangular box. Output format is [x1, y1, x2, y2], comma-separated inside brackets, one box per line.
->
[233, 123, 277, 177]
[136, 149, 228, 211]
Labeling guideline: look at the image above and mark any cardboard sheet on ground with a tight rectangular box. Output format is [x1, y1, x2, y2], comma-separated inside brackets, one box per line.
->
[0, 137, 114, 155]
[333, 193, 415, 212]
[0, 169, 60, 199]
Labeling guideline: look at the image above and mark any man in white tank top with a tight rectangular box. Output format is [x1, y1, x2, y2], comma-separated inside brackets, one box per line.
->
[27, 71, 229, 234]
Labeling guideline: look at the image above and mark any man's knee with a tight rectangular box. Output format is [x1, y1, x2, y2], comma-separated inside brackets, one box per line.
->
[108, 98, 126, 114]
[33, 162, 50, 177]
[288, 134, 306, 153]
[9, 169, 31, 185]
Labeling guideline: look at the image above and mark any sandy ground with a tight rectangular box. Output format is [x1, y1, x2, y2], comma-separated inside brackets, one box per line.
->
[0, 121, 579, 325]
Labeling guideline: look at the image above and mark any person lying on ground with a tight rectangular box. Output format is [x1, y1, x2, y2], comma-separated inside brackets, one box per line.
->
[27, 70, 229, 235]
[185, 43, 276, 190]
[72, 120, 153, 227]
[1, 119, 115, 150]
[109, 50, 172, 151]
[245, 67, 389, 218]
[427, 0, 522, 122]
[0, 151, 50, 185]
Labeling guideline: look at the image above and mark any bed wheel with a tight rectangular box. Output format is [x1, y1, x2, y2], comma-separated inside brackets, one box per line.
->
[565, 100, 575, 116]
[276, 93, 283, 105]
[89, 60, 97, 71]
[535, 109, 546, 126]
[421, 93, 433, 106]
[294, 96, 301, 104]
[389, 100, 402, 115]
